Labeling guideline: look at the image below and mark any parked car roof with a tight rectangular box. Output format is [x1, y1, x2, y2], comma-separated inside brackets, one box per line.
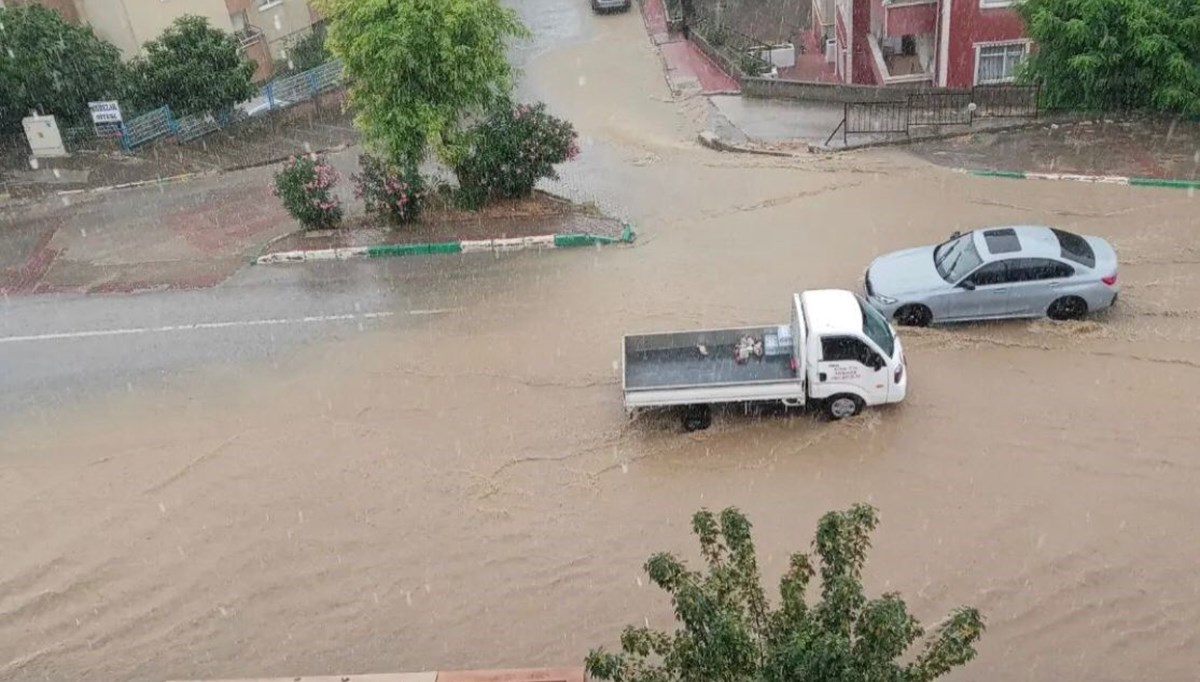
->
[976, 225, 1072, 261]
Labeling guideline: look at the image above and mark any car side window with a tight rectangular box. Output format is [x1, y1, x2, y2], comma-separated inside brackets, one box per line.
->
[821, 336, 883, 369]
[1007, 258, 1076, 282]
[1009, 258, 1074, 282]
[965, 261, 1010, 286]
[1048, 260, 1075, 279]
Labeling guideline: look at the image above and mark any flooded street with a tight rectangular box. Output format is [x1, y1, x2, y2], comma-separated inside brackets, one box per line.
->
[3, 2, 1200, 681]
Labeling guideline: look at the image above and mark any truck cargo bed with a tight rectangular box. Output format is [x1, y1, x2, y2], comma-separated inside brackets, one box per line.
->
[623, 327, 796, 391]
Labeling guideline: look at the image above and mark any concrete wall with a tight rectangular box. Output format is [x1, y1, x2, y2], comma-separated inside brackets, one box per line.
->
[249, 0, 319, 60]
[4, 0, 80, 21]
[742, 76, 944, 103]
[74, 0, 137, 57]
[76, 0, 233, 59]
[946, 0, 1026, 88]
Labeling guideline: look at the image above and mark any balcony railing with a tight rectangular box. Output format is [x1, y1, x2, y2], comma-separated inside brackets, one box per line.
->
[236, 25, 265, 50]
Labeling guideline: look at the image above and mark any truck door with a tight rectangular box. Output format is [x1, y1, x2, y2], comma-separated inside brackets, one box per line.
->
[813, 335, 890, 406]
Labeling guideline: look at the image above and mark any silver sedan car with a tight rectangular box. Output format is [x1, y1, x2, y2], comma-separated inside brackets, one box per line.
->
[864, 226, 1119, 326]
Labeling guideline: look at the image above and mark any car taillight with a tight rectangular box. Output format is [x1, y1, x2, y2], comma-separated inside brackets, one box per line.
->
[1102, 273, 1118, 286]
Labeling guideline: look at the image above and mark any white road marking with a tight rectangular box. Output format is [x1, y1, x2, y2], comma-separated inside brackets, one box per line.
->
[0, 309, 458, 345]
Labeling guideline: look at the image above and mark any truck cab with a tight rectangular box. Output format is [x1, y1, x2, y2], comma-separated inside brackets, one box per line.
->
[795, 290, 907, 419]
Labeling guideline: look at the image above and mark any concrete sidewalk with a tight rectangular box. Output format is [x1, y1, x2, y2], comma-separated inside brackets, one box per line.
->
[910, 118, 1200, 180]
[639, 0, 739, 96]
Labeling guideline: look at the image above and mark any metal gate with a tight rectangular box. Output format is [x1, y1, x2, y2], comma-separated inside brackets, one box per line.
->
[908, 91, 973, 127]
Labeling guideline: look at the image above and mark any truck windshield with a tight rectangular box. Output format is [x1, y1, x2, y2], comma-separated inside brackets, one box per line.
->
[858, 295, 896, 358]
[934, 233, 982, 283]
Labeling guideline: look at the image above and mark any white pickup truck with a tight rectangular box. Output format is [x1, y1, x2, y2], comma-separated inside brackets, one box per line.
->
[622, 289, 908, 431]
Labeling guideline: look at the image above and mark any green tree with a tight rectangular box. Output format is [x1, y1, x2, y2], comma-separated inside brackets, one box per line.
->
[1018, 0, 1200, 115]
[127, 15, 255, 116]
[587, 505, 985, 682]
[313, 0, 528, 165]
[0, 4, 126, 133]
[275, 24, 329, 77]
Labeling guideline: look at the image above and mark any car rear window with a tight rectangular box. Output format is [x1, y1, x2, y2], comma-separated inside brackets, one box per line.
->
[1052, 228, 1096, 268]
[983, 228, 1022, 254]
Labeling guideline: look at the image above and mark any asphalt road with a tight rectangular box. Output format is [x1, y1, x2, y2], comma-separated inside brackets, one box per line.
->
[0, 252, 556, 415]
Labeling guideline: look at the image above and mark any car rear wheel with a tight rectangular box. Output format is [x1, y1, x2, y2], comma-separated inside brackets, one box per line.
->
[1048, 296, 1088, 321]
[894, 304, 932, 327]
[824, 394, 864, 420]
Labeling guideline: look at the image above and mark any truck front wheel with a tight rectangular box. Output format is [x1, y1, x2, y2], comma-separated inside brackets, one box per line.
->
[824, 394, 864, 420]
[683, 405, 712, 432]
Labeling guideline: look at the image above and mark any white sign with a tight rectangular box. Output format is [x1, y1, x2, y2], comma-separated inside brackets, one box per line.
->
[88, 100, 123, 124]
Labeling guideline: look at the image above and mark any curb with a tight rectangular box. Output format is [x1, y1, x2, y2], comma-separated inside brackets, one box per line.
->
[54, 143, 352, 198]
[254, 223, 637, 265]
[697, 131, 801, 158]
[55, 170, 218, 197]
[963, 168, 1200, 190]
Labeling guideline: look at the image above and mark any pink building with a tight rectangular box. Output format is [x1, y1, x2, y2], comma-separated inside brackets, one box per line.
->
[815, 0, 1029, 88]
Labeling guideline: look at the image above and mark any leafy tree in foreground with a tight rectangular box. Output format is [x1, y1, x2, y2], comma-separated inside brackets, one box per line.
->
[127, 15, 255, 116]
[1018, 0, 1200, 115]
[0, 4, 126, 133]
[587, 505, 985, 682]
[313, 0, 528, 165]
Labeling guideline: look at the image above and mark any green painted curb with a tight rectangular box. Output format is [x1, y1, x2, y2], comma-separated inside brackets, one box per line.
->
[553, 223, 637, 248]
[367, 241, 462, 257]
[1129, 177, 1200, 190]
[968, 169, 1027, 179]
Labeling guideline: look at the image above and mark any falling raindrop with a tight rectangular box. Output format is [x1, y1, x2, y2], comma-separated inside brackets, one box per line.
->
[578, 75, 587, 87]
[158, 502, 167, 513]
[274, 14, 283, 31]
[53, 168, 61, 178]
[29, 157, 39, 170]
[405, 591, 413, 605]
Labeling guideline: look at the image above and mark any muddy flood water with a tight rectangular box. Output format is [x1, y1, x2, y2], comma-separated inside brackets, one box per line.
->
[3, 3, 1200, 682]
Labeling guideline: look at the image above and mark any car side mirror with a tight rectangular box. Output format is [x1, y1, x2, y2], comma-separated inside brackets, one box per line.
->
[958, 280, 976, 291]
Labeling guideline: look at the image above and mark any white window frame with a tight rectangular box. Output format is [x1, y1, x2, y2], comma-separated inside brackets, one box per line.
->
[979, 0, 1017, 7]
[257, 0, 284, 10]
[973, 39, 1029, 85]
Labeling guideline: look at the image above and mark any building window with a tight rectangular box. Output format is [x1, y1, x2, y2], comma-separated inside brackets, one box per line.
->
[980, 0, 1017, 7]
[257, 0, 284, 9]
[975, 42, 1027, 84]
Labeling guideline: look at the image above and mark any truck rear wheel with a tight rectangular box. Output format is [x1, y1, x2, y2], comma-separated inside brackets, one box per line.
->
[683, 405, 712, 432]
[824, 394, 863, 420]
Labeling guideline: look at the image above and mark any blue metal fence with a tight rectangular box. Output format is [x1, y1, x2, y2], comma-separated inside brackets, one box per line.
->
[121, 106, 175, 148]
[99, 60, 345, 150]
